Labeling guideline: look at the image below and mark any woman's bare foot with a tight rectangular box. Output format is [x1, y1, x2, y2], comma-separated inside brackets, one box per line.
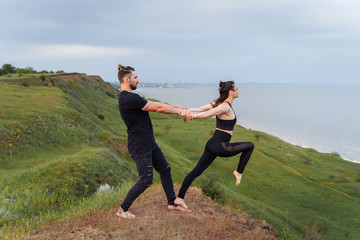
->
[174, 197, 191, 212]
[233, 170, 243, 186]
[116, 207, 136, 219]
[168, 204, 191, 212]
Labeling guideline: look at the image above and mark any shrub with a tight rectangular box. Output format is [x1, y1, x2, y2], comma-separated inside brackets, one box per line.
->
[303, 159, 312, 165]
[330, 152, 341, 157]
[164, 124, 171, 133]
[2, 63, 16, 74]
[40, 74, 46, 81]
[200, 174, 225, 203]
[96, 113, 105, 120]
[50, 78, 55, 86]
[21, 81, 30, 87]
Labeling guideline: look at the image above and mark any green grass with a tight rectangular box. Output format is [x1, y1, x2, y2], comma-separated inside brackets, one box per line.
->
[0, 181, 135, 239]
[1, 74, 360, 239]
[0, 75, 136, 238]
[150, 113, 360, 240]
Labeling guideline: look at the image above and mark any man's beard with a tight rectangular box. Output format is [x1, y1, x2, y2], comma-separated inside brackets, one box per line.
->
[130, 83, 137, 90]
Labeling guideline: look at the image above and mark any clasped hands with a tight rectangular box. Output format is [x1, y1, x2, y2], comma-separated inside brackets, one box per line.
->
[178, 108, 194, 120]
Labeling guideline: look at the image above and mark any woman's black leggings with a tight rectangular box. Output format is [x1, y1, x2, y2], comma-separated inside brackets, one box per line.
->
[178, 130, 254, 199]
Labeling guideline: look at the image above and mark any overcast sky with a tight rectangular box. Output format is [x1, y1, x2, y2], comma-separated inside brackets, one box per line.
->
[1, 0, 360, 84]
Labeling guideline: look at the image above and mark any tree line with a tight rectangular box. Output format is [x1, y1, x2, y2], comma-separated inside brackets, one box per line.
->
[0, 63, 64, 76]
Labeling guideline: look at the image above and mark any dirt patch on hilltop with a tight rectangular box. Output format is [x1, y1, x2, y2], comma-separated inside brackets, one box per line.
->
[20, 185, 278, 240]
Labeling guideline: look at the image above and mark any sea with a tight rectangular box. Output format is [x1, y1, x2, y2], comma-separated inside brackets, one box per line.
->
[134, 83, 360, 164]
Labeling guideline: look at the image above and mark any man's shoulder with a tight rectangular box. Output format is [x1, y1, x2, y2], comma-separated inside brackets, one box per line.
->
[118, 91, 148, 110]
[119, 91, 140, 100]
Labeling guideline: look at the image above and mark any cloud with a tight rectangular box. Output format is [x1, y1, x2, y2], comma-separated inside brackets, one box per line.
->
[5, 44, 145, 60]
[186, 0, 306, 12]
[187, 0, 251, 11]
[335, 0, 360, 3]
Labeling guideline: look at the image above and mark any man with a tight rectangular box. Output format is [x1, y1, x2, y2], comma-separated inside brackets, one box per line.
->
[116, 64, 189, 219]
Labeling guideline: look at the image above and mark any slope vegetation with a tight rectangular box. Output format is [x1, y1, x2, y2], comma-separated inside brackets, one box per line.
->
[1, 73, 360, 239]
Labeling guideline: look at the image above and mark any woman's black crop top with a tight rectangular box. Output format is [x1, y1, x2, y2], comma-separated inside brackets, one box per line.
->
[215, 102, 237, 131]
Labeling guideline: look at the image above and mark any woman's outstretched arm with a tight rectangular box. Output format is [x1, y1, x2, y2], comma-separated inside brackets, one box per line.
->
[179, 103, 229, 120]
[192, 103, 228, 119]
[187, 102, 215, 113]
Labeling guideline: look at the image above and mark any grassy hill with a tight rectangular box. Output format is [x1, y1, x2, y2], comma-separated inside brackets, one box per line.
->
[1, 73, 360, 239]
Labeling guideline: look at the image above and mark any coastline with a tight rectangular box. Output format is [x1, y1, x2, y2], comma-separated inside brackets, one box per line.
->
[247, 124, 356, 164]
[134, 84, 360, 164]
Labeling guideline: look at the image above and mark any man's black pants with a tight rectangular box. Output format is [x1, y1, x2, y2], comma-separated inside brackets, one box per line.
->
[121, 144, 176, 211]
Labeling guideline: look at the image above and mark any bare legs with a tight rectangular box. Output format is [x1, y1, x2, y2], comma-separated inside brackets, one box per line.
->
[233, 170, 243, 185]
[174, 170, 243, 213]
[116, 202, 190, 220]
[174, 197, 191, 212]
[168, 202, 191, 212]
[117, 169, 240, 219]
[116, 207, 136, 219]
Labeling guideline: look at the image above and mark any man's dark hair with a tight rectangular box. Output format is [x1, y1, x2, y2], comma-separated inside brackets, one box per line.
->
[118, 64, 135, 83]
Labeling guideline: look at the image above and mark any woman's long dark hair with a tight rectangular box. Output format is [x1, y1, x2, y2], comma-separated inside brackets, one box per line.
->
[211, 81, 235, 107]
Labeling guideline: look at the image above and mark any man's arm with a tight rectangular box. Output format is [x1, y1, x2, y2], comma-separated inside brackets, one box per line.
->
[187, 103, 214, 113]
[179, 103, 229, 120]
[192, 104, 228, 119]
[142, 100, 179, 114]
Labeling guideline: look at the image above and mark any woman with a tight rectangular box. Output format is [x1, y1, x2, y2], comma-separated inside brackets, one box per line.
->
[175, 81, 254, 210]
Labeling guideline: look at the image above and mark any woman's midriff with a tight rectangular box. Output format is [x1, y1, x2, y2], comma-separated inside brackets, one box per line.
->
[215, 128, 233, 135]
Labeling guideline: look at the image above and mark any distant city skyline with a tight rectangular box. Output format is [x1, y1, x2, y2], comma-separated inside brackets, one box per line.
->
[1, 0, 360, 84]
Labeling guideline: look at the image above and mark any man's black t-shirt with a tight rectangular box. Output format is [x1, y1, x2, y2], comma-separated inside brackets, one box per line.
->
[118, 91, 155, 153]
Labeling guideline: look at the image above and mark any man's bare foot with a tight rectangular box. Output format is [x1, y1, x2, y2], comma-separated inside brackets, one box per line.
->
[168, 204, 191, 212]
[116, 207, 136, 219]
[174, 197, 191, 211]
[233, 170, 243, 186]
